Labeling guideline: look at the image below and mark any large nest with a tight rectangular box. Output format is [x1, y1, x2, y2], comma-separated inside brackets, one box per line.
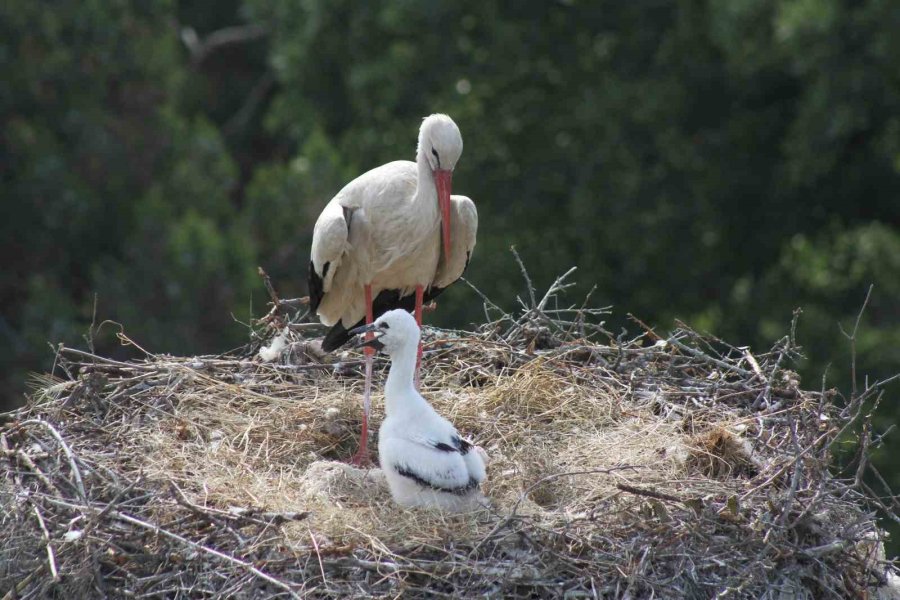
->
[2, 270, 898, 599]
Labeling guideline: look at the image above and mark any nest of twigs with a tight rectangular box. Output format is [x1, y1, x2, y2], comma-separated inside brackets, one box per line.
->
[2, 268, 898, 599]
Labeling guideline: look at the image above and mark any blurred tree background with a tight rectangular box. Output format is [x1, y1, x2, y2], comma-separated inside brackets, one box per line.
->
[2, 0, 898, 547]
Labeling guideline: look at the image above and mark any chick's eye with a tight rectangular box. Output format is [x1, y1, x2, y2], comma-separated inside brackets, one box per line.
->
[379, 322, 390, 329]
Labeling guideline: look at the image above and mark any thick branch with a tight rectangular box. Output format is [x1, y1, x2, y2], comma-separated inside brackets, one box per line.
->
[180, 24, 269, 65]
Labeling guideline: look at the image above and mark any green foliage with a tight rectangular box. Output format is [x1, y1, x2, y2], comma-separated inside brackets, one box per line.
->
[752, 222, 900, 392]
[0, 0, 256, 393]
[243, 128, 348, 296]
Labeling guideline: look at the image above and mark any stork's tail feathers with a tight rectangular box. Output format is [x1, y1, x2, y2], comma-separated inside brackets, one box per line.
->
[322, 322, 351, 352]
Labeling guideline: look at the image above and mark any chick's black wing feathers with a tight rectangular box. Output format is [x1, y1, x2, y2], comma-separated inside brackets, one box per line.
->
[430, 435, 471, 455]
[394, 464, 479, 496]
[453, 435, 472, 455]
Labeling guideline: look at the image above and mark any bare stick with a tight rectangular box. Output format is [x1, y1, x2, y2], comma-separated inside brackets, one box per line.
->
[58, 347, 156, 371]
[84, 292, 99, 354]
[565, 284, 599, 338]
[112, 509, 301, 599]
[14, 450, 63, 496]
[752, 342, 787, 411]
[628, 313, 661, 342]
[258, 266, 281, 307]
[280, 297, 310, 308]
[824, 390, 880, 455]
[49, 341, 64, 380]
[741, 348, 765, 382]
[170, 482, 308, 527]
[2, 433, 63, 495]
[31, 504, 59, 581]
[838, 283, 873, 400]
[308, 525, 328, 587]
[859, 481, 900, 526]
[741, 430, 831, 501]
[867, 464, 900, 513]
[287, 322, 327, 331]
[616, 483, 683, 504]
[777, 420, 803, 527]
[510, 245, 537, 308]
[0, 565, 44, 600]
[459, 277, 509, 320]
[667, 336, 754, 379]
[802, 541, 850, 558]
[854, 410, 874, 488]
[19, 419, 87, 501]
[537, 267, 578, 312]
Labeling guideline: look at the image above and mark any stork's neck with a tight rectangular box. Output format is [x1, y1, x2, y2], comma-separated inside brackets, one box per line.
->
[414, 149, 438, 207]
[384, 341, 423, 415]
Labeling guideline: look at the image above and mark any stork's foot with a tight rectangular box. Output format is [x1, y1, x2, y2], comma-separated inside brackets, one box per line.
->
[423, 300, 438, 313]
[347, 449, 372, 468]
[347, 429, 371, 467]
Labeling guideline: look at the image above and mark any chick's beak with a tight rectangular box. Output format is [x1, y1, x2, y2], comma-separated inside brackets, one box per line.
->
[348, 323, 385, 351]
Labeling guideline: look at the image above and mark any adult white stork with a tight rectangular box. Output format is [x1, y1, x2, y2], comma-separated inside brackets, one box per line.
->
[350, 309, 487, 510]
[308, 114, 477, 465]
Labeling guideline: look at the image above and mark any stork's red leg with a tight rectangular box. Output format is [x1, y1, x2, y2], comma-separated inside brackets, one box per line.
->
[414, 285, 424, 390]
[349, 284, 375, 467]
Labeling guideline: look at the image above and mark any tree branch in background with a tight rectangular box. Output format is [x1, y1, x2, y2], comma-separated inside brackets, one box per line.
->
[179, 24, 269, 66]
[223, 73, 276, 137]
[838, 283, 874, 401]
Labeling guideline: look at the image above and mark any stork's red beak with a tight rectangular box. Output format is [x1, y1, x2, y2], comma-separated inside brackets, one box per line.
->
[434, 169, 452, 258]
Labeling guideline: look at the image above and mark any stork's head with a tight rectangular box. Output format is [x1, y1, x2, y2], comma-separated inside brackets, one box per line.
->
[419, 114, 463, 172]
[349, 309, 420, 358]
[418, 114, 463, 258]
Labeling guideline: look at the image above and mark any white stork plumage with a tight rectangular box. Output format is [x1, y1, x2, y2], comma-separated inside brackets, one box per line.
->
[307, 114, 477, 464]
[349, 309, 487, 510]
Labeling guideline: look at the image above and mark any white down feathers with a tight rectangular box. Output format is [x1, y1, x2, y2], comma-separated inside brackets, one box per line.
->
[355, 309, 487, 511]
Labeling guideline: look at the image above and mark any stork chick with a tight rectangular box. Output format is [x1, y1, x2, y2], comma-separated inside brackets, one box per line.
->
[349, 310, 487, 511]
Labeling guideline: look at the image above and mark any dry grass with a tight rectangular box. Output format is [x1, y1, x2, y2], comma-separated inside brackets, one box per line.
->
[1, 271, 898, 598]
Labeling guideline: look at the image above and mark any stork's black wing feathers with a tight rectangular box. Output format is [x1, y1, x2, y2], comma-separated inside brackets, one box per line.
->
[308, 261, 326, 313]
[320, 286, 448, 352]
[321, 319, 349, 352]
[321, 288, 404, 351]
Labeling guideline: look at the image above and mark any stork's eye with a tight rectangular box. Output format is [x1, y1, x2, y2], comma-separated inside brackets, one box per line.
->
[431, 148, 439, 159]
